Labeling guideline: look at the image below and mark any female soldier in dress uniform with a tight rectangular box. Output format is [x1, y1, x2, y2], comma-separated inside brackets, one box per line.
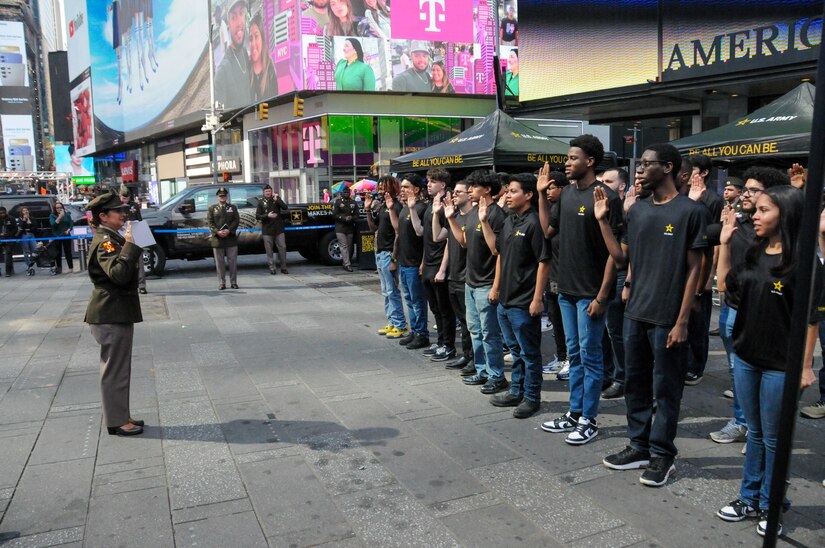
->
[85, 191, 144, 436]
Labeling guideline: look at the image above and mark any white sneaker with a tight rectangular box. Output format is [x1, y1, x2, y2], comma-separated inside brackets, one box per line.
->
[541, 318, 553, 332]
[556, 360, 570, 381]
[503, 352, 514, 364]
[542, 356, 561, 374]
[565, 416, 598, 445]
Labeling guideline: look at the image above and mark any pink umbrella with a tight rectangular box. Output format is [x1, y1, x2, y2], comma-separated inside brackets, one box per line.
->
[351, 179, 377, 192]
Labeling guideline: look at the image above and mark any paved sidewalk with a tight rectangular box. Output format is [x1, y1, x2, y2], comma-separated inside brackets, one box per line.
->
[0, 255, 823, 547]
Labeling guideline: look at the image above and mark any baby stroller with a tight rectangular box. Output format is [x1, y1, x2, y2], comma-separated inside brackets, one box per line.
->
[27, 240, 58, 276]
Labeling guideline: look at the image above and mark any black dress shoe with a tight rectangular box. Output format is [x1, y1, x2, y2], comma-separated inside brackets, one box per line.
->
[444, 356, 470, 369]
[602, 382, 624, 399]
[463, 374, 488, 386]
[270, 269, 277, 275]
[459, 363, 476, 376]
[480, 378, 510, 395]
[398, 333, 416, 345]
[129, 418, 144, 426]
[231, 284, 239, 289]
[343, 265, 353, 272]
[219, 284, 226, 290]
[490, 392, 522, 407]
[513, 399, 541, 419]
[281, 268, 288, 274]
[405, 334, 430, 350]
[107, 424, 144, 436]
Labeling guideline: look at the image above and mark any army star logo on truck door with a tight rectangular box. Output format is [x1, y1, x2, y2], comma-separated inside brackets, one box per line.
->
[291, 210, 303, 223]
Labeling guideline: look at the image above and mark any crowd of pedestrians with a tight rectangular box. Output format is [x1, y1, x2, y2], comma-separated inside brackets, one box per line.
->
[363, 136, 825, 538]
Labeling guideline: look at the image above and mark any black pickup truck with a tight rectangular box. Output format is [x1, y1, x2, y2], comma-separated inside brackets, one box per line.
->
[141, 183, 366, 275]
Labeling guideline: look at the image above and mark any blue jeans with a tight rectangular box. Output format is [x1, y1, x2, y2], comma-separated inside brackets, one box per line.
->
[623, 318, 688, 458]
[734, 356, 786, 510]
[558, 293, 607, 419]
[719, 304, 746, 426]
[20, 234, 36, 267]
[398, 265, 428, 337]
[498, 305, 542, 402]
[376, 251, 406, 329]
[465, 284, 504, 381]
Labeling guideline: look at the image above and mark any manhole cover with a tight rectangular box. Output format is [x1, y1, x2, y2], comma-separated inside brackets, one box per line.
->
[306, 281, 351, 289]
[57, 296, 170, 327]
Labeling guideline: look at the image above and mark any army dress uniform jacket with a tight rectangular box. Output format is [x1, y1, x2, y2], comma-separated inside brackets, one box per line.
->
[255, 196, 288, 236]
[84, 226, 143, 324]
[207, 202, 240, 248]
[333, 197, 359, 235]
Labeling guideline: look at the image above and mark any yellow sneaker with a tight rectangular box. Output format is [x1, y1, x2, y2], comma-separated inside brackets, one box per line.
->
[377, 324, 392, 335]
[385, 327, 409, 339]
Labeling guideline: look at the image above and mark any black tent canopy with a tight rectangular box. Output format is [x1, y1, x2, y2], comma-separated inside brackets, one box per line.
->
[671, 83, 814, 161]
[390, 110, 570, 172]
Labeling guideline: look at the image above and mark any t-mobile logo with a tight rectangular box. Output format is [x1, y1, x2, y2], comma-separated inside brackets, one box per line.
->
[419, 0, 445, 32]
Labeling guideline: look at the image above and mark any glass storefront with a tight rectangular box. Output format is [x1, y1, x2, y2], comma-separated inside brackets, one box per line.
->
[250, 115, 470, 203]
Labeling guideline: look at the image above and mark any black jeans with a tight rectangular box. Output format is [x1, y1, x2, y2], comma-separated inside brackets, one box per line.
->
[422, 266, 455, 348]
[623, 317, 688, 458]
[0, 241, 13, 274]
[545, 283, 567, 360]
[686, 291, 713, 377]
[448, 281, 472, 358]
[604, 270, 626, 385]
[53, 238, 74, 271]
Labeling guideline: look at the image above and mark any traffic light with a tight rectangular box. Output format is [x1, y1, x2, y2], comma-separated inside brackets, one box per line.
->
[258, 102, 268, 120]
[222, 172, 230, 182]
[293, 95, 304, 117]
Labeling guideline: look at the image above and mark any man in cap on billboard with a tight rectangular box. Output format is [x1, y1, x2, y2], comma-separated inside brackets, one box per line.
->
[208, 187, 240, 290]
[392, 41, 432, 93]
[215, 0, 252, 108]
[302, 0, 330, 30]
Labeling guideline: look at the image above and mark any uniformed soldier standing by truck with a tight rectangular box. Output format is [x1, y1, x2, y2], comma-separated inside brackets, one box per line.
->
[333, 186, 359, 272]
[85, 191, 144, 436]
[120, 185, 147, 293]
[207, 186, 240, 289]
[255, 185, 289, 274]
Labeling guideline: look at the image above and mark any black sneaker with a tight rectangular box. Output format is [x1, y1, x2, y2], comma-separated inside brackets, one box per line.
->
[480, 377, 509, 395]
[684, 372, 703, 385]
[565, 416, 598, 445]
[462, 374, 488, 386]
[512, 399, 541, 419]
[490, 392, 522, 407]
[602, 382, 624, 399]
[541, 411, 578, 433]
[443, 354, 468, 368]
[717, 498, 757, 522]
[756, 510, 782, 537]
[422, 343, 440, 356]
[603, 446, 650, 470]
[398, 333, 415, 345]
[431, 347, 457, 362]
[640, 456, 676, 487]
[459, 363, 476, 376]
[406, 335, 430, 350]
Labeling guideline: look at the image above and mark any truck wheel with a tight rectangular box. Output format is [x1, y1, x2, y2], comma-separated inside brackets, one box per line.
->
[144, 245, 166, 276]
[318, 232, 343, 266]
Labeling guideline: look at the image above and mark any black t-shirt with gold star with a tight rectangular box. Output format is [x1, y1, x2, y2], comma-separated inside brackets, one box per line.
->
[555, 181, 623, 298]
[397, 201, 427, 267]
[731, 251, 825, 371]
[497, 209, 546, 309]
[465, 202, 506, 288]
[623, 194, 707, 326]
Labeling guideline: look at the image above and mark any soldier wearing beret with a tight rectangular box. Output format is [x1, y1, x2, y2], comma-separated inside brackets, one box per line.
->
[119, 185, 147, 294]
[207, 186, 240, 289]
[85, 191, 144, 436]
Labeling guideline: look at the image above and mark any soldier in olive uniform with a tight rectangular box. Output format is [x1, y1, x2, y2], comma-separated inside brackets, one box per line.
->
[85, 191, 144, 436]
[255, 185, 289, 274]
[119, 185, 147, 293]
[333, 186, 359, 272]
[208, 186, 240, 289]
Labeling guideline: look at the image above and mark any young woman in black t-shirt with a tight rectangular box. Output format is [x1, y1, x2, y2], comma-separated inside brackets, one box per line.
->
[716, 185, 820, 536]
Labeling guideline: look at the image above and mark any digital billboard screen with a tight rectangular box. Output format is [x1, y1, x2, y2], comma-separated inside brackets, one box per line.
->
[0, 21, 37, 170]
[520, 0, 659, 102]
[661, 0, 822, 81]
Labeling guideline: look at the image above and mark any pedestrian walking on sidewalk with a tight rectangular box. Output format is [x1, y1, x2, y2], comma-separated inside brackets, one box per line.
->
[85, 191, 144, 436]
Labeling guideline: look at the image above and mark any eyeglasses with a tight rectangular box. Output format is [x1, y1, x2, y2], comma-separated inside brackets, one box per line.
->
[452, 190, 467, 195]
[742, 187, 764, 196]
[636, 160, 667, 170]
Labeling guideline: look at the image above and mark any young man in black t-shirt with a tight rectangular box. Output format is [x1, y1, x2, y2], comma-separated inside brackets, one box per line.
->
[595, 143, 706, 488]
[418, 168, 456, 361]
[365, 176, 407, 338]
[488, 174, 548, 418]
[433, 180, 474, 371]
[389, 174, 430, 350]
[684, 154, 725, 385]
[446, 170, 508, 394]
[538, 136, 623, 446]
